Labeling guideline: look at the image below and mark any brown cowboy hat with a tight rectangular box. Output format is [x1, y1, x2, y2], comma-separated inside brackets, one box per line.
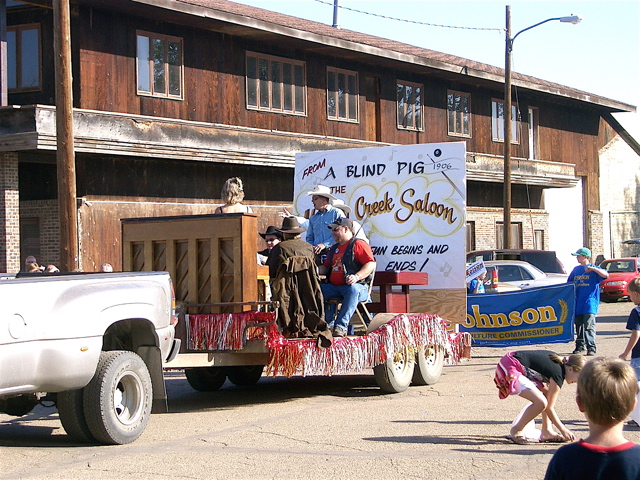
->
[259, 226, 283, 239]
[278, 217, 307, 234]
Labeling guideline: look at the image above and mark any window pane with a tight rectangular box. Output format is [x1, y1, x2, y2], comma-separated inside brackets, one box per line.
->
[405, 85, 414, 128]
[20, 28, 39, 88]
[447, 93, 454, 132]
[167, 40, 181, 96]
[327, 70, 336, 117]
[152, 38, 165, 94]
[462, 96, 469, 135]
[246, 56, 257, 106]
[283, 62, 292, 111]
[414, 87, 422, 129]
[347, 74, 357, 120]
[294, 64, 304, 112]
[271, 61, 281, 110]
[337, 72, 346, 118]
[258, 58, 269, 108]
[511, 105, 518, 142]
[7, 30, 16, 89]
[397, 84, 405, 126]
[137, 35, 150, 92]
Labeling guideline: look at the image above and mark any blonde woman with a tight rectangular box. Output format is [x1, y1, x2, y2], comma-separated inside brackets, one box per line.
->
[215, 177, 253, 214]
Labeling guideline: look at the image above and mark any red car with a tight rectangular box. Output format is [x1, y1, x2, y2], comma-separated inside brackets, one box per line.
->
[599, 258, 640, 302]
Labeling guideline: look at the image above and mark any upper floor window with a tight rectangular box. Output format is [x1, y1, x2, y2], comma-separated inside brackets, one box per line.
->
[447, 91, 470, 137]
[7, 24, 41, 92]
[327, 67, 358, 122]
[492, 99, 519, 143]
[136, 31, 183, 99]
[246, 52, 306, 115]
[397, 80, 423, 131]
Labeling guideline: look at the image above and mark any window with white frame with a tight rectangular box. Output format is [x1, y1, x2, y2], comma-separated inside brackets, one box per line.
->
[246, 52, 306, 115]
[447, 91, 470, 137]
[327, 67, 358, 122]
[136, 31, 183, 99]
[397, 80, 423, 130]
[7, 24, 41, 92]
[491, 99, 518, 143]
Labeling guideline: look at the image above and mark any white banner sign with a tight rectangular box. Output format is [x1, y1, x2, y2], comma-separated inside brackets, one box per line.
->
[294, 142, 467, 289]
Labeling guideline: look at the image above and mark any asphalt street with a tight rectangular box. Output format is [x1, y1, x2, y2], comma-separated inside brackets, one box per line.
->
[1, 301, 639, 480]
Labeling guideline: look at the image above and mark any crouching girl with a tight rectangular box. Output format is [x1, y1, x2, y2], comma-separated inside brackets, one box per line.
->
[495, 350, 586, 444]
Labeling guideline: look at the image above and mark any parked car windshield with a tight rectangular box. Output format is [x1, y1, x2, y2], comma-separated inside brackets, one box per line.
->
[601, 260, 637, 273]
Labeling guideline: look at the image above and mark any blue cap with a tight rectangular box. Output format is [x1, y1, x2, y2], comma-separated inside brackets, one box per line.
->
[571, 247, 591, 257]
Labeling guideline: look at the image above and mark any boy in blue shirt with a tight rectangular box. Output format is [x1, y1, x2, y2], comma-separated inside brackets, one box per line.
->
[619, 277, 640, 380]
[567, 247, 609, 356]
[544, 357, 640, 480]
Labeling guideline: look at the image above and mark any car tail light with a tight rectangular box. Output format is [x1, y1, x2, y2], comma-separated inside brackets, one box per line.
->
[169, 278, 179, 326]
[491, 268, 499, 289]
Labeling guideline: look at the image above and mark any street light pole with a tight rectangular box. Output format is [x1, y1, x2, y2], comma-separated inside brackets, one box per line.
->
[502, 6, 581, 250]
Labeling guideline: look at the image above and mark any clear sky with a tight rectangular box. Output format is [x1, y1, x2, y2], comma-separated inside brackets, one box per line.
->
[231, 0, 640, 137]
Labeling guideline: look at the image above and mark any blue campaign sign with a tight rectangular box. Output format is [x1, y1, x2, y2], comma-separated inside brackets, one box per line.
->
[461, 283, 576, 347]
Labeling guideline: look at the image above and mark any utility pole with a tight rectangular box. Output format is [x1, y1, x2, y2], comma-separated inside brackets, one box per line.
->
[503, 5, 512, 250]
[0, 0, 7, 106]
[332, 0, 340, 28]
[53, 0, 78, 271]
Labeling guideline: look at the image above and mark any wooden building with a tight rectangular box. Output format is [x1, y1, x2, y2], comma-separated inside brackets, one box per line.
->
[0, 0, 635, 272]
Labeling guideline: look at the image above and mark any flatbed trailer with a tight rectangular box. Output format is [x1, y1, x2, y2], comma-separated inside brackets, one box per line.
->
[122, 213, 470, 393]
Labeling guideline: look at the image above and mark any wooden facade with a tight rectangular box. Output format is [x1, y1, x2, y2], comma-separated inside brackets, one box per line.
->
[0, 0, 635, 274]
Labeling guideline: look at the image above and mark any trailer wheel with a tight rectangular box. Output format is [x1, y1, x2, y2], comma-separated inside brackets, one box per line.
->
[83, 351, 153, 445]
[185, 367, 227, 391]
[412, 346, 444, 385]
[57, 389, 96, 443]
[226, 365, 264, 387]
[373, 350, 415, 393]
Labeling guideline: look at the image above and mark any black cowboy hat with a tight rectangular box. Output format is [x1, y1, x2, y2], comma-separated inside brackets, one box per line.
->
[278, 217, 307, 234]
[259, 226, 283, 239]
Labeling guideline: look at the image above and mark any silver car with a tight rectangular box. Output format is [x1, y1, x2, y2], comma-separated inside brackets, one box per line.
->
[484, 260, 568, 290]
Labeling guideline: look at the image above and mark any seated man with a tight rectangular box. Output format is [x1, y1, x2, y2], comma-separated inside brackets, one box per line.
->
[319, 218, 376, 337]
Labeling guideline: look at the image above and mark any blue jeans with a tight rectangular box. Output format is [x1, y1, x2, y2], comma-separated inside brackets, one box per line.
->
[321, 282, 369, 331]
[630, 357, 640, 381]
[574, 313, 596, 352]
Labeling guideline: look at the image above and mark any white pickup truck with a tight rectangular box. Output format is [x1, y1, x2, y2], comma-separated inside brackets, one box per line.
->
[0, 271, 180, 445]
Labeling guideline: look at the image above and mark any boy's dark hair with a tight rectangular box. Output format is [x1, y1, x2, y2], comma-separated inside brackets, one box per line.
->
[577, 357, 639, 426]
[628, 277, 640, 294]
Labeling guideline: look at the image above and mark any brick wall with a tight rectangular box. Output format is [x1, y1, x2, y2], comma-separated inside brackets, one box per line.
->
[0, 153, 20, 273]
[467, 207, 549, 251]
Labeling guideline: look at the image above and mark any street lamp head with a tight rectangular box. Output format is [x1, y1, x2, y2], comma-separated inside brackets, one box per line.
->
[560, 14, 582, 24]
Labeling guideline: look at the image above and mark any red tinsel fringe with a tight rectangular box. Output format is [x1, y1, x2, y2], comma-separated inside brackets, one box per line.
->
[187, 311, 276, 351]
[187, 312, 471, 377]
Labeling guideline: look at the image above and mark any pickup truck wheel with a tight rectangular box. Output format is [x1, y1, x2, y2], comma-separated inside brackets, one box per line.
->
[83, 351, 152, 445]
[226, 365, 264, 387]
[373, 350, 415, 393]
[185, 367, 227, 391]
[412, 346, 444, 385]
[57, 389, 96, 443]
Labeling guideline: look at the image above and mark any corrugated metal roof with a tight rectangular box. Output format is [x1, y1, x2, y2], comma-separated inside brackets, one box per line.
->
[156, 0, 635, 112]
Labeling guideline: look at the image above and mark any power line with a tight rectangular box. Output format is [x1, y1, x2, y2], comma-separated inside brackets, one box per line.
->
[312, 0, 502, 32]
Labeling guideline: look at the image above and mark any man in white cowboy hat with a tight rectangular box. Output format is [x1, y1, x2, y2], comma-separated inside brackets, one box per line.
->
[305, 185, 345, 255]
[332, 198, 369, 243]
